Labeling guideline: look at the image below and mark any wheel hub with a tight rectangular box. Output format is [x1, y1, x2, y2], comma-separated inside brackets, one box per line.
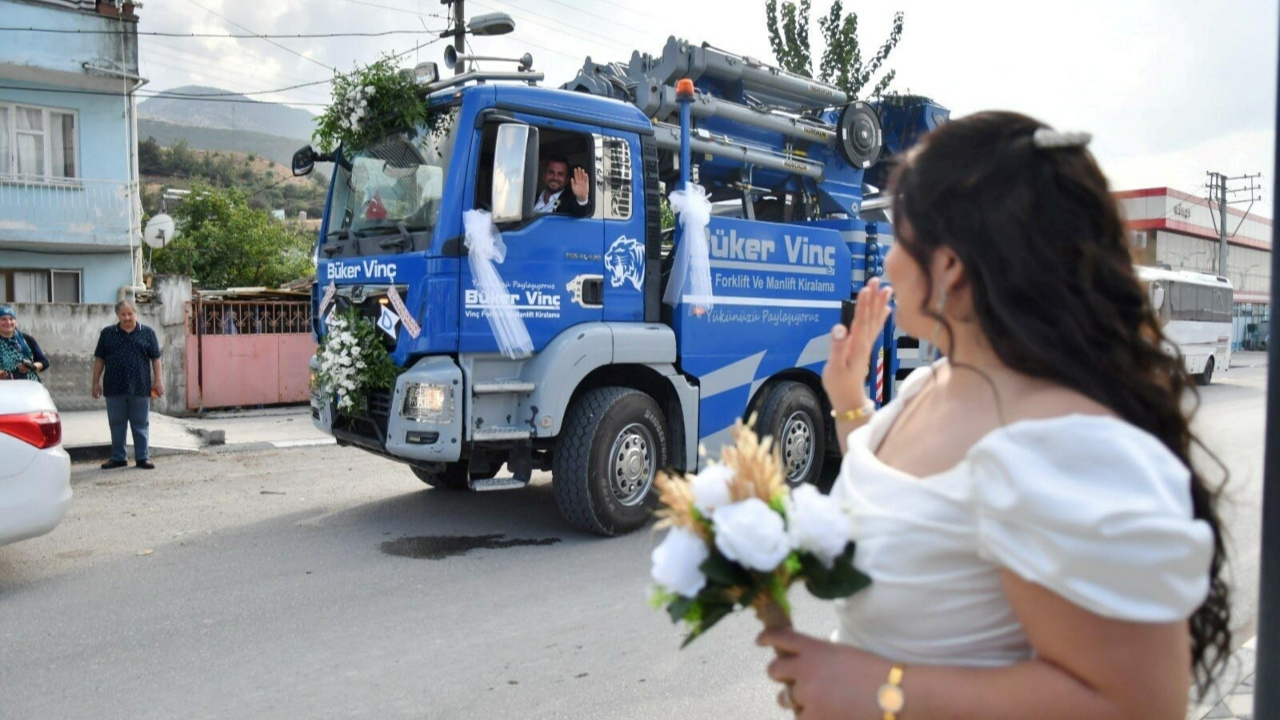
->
[610, 423, 655, 506]
[781, 411, 814, 484]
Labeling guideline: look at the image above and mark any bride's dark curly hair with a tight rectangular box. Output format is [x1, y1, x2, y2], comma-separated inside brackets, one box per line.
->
[889, 110, 1230, 695]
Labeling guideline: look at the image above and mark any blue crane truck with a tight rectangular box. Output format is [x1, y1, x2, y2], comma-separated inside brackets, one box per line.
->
[296, 38, 948, 536]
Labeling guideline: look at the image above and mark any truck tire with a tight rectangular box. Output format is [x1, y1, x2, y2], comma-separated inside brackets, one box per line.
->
[755, 381, 826, 487]
[412, 465, 471, 491]
[1196, 357, 1215, 386]
[554, 387, 669, 537]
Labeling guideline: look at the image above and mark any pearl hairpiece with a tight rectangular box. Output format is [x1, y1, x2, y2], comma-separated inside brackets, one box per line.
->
[1032, 128, 1092, 150]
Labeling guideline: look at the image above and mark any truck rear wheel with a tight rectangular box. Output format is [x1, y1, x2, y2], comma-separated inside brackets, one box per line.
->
[554, 387, 669, 537]
[755, 380, 826, 487]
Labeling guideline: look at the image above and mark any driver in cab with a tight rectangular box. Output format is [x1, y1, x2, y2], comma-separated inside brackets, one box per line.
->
[533, 157, 591, 217]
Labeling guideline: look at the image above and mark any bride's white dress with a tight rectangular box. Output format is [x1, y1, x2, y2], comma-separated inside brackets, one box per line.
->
[829, 363, 1214, 666]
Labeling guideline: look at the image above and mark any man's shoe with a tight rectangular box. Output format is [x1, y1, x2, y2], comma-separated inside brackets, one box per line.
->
[101, 459, 127, 469]
[135, 460, 155, 470]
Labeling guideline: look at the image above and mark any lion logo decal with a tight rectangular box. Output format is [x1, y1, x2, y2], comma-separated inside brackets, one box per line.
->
[604, 235, 645, 291]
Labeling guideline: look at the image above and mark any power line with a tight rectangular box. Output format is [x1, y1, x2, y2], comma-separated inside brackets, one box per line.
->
[0, 84, 329, 106]
[180, 0, 335, 72]
[0, 27, 445, 39]
[151, 79, 334, 98]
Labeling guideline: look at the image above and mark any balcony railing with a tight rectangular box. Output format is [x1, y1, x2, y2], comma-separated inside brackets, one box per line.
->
[0, 176, 136, 249]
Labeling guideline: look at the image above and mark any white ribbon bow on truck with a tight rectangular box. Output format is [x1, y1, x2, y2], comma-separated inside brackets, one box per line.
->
[463, 209, 534, 359]
[663, 183, 715, 312]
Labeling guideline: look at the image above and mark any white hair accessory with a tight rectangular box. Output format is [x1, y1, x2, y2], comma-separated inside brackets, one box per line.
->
[1032, 128, 1092, 150]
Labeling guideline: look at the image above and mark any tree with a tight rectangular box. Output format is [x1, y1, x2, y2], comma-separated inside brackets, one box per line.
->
[765, 0, 904, 99]
[151, 184, 314, 290]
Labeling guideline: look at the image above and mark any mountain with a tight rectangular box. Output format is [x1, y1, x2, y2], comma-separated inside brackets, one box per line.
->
[138, 85, 320, 141]
[138, 119, 319, 174]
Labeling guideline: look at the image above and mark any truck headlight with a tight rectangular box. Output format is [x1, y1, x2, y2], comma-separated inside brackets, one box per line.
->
[309, 369, 321, 395]
[402, 382, 454, 423]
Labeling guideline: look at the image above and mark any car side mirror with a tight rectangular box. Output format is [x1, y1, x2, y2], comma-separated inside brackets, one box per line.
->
[491, 124, 539, 224]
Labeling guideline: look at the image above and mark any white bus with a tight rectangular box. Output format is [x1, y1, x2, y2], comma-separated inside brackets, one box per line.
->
[1137, 266, 1233, 385]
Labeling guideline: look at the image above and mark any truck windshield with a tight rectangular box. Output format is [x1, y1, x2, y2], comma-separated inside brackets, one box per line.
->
[326, 105, 460, 253]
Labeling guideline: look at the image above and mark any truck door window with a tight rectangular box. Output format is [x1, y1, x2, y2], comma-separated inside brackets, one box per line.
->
[477, 125, 593, 219]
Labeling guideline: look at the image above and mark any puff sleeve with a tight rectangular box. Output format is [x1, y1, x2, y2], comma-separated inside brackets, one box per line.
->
[969, 417, 1214, 622]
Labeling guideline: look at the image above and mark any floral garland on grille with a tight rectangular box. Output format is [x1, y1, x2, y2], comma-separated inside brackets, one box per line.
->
[316, 310, 400, 413]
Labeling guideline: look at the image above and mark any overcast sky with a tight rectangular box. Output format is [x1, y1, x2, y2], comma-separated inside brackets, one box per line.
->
[140, 0, 1278, 214]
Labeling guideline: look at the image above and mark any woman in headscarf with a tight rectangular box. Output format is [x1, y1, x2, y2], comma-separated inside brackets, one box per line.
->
[0, 305, 50, 381]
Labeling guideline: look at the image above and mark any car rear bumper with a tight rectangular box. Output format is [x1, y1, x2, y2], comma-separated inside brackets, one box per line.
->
[0, 446, 72, 546]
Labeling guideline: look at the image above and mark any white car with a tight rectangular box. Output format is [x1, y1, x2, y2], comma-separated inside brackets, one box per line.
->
[0, 380, 72, 546]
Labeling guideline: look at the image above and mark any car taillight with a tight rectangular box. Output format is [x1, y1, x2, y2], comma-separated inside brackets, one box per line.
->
[0, 411, 62, 449]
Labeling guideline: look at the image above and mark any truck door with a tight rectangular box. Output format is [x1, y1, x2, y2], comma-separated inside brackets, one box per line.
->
[460, 118, 604, 354]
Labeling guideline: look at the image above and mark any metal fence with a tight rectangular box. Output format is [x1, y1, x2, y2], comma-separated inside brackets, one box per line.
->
[189, 300, 312, 336]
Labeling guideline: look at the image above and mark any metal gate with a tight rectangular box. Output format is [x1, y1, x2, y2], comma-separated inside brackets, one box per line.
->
[185, 298, 317, 411]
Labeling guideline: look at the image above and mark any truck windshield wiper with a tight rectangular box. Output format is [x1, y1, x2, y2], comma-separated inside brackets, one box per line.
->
[322, 227, 355, 256]
[379, 223, 412, 252]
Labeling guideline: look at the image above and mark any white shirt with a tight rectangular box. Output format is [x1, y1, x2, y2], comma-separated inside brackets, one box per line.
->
[533, 189, 587, 214]
[829, 363, 1214, 667]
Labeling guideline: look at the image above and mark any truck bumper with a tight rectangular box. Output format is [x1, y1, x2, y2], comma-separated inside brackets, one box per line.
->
[312, 355, 464, 464]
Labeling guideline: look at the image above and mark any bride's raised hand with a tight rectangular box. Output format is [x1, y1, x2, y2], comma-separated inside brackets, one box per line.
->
[822, 278, 893, 414]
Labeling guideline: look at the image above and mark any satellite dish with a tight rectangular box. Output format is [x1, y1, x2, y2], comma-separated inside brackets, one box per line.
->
[143, 213, 176, 249]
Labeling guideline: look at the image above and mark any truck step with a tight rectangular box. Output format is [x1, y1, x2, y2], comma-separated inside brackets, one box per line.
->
[473, 381, 536, 394]
[470, 476, 530, 492]
[473, 426, 533, 442]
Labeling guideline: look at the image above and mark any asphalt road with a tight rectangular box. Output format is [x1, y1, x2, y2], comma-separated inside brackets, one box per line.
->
[0, 363, 1267, 720]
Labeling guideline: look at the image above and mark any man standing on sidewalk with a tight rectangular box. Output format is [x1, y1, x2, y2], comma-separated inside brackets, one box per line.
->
[91, 300, 163, 470]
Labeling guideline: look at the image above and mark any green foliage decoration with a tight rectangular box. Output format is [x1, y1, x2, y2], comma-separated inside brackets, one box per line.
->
[313, 56, 429, 154]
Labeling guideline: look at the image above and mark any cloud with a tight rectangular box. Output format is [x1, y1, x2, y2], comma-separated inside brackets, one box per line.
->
[136, 0, 1279, 220]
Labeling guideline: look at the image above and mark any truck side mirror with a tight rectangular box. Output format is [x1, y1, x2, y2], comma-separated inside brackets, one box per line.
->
[292, 145, 316, 177]
[491, 124, 539, 224]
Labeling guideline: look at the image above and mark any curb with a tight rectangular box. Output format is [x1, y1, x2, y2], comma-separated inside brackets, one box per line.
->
[67, 437, 337, 464]
[66, 443, 199, 464]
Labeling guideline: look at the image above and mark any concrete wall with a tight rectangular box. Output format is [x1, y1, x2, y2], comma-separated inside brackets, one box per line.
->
[11, 275, 191, 414]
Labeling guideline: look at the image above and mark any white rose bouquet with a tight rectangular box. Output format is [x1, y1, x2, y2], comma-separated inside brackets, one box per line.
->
[313, 56, 431, 154]
[316, 310, 400, 414]
[650, 419, 870, 646]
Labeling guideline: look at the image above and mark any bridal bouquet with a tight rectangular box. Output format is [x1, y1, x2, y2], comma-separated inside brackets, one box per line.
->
[650, 419, 870, 646]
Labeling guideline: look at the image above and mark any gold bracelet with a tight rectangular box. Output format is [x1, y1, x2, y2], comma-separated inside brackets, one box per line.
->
[877, 663, 906, 720]
[830, 402, 875, 423]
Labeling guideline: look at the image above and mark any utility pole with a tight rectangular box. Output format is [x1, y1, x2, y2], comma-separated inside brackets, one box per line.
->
[1205, 171, 1264, 276]
[449, 0, 466, 75]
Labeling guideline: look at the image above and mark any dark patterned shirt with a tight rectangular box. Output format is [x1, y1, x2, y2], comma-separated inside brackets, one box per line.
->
[94, 323, 162, 397]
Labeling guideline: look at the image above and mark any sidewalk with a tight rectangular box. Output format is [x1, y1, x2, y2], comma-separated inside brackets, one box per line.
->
[59, 404, 333, 462]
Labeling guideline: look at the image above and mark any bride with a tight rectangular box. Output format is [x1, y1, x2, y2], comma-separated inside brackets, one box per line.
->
[758, 111, 1231, 720]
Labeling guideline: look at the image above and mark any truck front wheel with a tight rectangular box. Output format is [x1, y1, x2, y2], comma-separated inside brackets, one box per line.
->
[554, 387, 669, 537]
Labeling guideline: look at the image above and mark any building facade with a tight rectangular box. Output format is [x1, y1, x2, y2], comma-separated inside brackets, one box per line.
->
[0, 0, 143, 304]
[1119, 187, 1272, 349]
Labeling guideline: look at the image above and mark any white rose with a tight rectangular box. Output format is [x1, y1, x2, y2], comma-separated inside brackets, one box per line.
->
[787, 484, 855, 568]
[651, 527, 709, 598]
[712, 498, 790, 572]
[363, 85, 373, 96]
[690, 462, 734, 515]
